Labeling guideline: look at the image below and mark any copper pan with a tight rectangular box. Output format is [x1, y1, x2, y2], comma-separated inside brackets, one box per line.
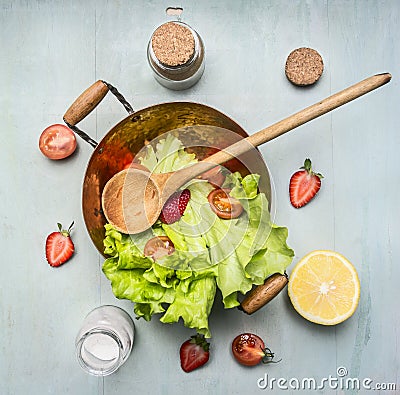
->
[63, 81, 271, 256]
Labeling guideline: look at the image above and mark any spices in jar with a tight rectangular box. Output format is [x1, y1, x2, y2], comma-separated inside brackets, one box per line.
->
[147, 21, 205, 90]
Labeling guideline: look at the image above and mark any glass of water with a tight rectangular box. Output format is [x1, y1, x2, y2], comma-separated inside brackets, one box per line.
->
[75, 305, 135, 376]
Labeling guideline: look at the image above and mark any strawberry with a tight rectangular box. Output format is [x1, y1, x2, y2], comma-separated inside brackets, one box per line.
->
[159, 189, 191, 224]
[180, 334, 210, 373]
[45, 222, 75, 267]
[289, 158, 323, 208]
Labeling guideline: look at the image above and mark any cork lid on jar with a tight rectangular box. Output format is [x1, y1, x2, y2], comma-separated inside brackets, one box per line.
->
[151, 22, 195, 67]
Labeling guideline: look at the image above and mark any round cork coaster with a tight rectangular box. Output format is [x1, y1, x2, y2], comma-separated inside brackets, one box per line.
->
[151, 22, 195, 67]
[285, 47, 324, 86]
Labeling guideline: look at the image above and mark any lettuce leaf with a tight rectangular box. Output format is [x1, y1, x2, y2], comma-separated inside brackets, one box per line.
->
[102, 135, 294, 337]
[139, 133, 197, 174]
[160, 274, 216, 337]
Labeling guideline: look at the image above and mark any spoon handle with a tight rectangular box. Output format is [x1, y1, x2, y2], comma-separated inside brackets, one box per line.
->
[170, 73, 391, 192]
[203, 73, 391, 165]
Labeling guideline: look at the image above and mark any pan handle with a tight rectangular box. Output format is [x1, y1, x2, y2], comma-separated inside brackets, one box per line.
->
[63, 80, 134, 148]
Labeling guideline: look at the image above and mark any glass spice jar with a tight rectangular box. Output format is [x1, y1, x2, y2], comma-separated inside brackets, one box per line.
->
[147, 21, 205, 90]
[75, 305, 135, 376]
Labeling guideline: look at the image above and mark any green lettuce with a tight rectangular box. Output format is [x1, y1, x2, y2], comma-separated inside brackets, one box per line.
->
[102, 135, 294, 337]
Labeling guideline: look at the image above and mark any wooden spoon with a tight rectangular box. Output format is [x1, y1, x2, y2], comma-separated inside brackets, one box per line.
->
[102, 73, 391, 234]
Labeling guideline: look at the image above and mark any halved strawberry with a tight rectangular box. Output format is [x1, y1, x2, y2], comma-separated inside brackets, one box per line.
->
[289, 158, 323, 208]
[159, 189, 191, 224]
[45, 222, 75, 267]
[180, 334, 210, 373]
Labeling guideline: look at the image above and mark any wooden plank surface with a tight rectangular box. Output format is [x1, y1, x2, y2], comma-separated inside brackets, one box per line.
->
[0, 1, 398, 394]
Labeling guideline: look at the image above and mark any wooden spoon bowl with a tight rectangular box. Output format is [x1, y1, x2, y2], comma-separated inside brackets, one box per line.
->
[102, 168, 162, 234]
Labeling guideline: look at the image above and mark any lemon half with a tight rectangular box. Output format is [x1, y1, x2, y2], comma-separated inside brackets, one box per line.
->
[288, 250, 360, 325]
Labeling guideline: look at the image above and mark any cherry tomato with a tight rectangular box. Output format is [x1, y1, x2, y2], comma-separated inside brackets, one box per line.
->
[232, 333, 271, 366]
[39, 124, 76, 160]
[144, 236, 175, 260]
[207, 188, 243, 219]
[197, 166, 226, 187]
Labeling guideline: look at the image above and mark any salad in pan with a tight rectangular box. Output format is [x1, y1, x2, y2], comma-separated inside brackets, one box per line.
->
[102, 134, 294, 337]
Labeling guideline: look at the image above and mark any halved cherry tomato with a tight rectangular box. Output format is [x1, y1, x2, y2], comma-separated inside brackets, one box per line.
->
[197, 166, 226, 187]
[144, 236, 175, 261]
[232, 333, 275, 366]
[207, 188, 243, 219]
[39, 124, 77, 160]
